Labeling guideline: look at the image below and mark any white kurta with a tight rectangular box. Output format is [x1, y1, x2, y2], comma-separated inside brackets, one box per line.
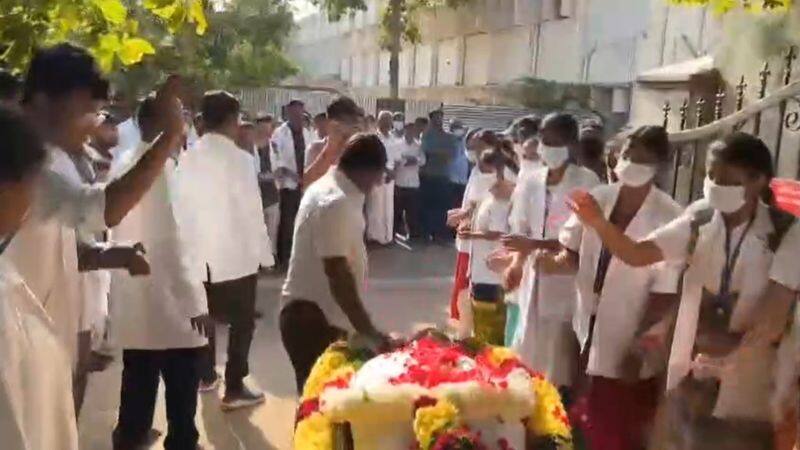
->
[176, 133, 274, 283]
[509, 164, 600, 385]
[5, 147, 107, 365]
[367, 133, 400, 244]
[650, 200, 780, 421]
[109, 143, 208, 350]
[0, 259, 78, 450]
[559, 183, 683, 380]
[270, 123, 315, 191]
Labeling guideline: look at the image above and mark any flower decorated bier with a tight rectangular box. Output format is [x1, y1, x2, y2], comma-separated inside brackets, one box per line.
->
[294, 332, 572, 450]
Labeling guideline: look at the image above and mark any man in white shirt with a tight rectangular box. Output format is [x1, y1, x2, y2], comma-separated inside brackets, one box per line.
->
[178, 91, 273, 410]
[394, 122, 425, 240]
[5, 44, 186, 371]
[110, 93, 211, 450]
[271, 99, 315, 268]
[367, 110, 400, 244]
[254, 114, 280, 253]
[280, 134, 390, 392]
[302, 96, 365, 188]
[0, 106, 79, 450]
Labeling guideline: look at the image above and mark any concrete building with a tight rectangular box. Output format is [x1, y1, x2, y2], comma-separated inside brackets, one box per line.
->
[287, 0, 719, 123]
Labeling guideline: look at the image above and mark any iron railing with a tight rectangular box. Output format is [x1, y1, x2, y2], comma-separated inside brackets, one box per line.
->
[662, 46, 800, 204]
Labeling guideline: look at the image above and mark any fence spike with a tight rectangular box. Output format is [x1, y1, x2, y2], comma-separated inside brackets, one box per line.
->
[679, 99, 689, 130]
[759, 62, 771, 99]
[714, 88, 726, 120]
[662, 101, 672, 128]
[783, 45, 797, 86]
[735, 75, 747, 111]
[695, 97, 706, 127]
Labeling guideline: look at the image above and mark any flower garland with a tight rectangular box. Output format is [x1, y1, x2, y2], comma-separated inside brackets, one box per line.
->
[293, 337, 572, 450]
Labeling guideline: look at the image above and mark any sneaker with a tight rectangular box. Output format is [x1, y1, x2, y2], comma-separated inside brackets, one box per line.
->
[221, 384, 266, 411]
[198, 373, 221, 393]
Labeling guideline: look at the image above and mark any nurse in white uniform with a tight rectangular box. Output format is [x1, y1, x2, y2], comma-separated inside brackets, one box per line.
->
[0, 108, 78, 450]
[539, 126, 683, 450]
[568, 132, 791, 449]
[502, 113, 600, 389]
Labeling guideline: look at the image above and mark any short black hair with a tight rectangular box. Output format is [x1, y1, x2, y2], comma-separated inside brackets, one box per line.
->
[415, 117, 429, 127]
[314, 112, 328, 121]
[0, 70, 21, 102]
[428, 109, 443, 119]
[628, 125, 670, 162]
[338, 133, 387, 173]
[327, 96, 362, 121]
[516, 115, 541, 141]
[201, 90, 240, 130]
[255, 113, 273, 124]
[0, 107, 46, 183]
[23, 43, 109, 103]
[542, 112, 579, 143]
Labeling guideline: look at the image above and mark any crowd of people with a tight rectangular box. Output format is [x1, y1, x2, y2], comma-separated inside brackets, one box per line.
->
[0, 40, 798, 450]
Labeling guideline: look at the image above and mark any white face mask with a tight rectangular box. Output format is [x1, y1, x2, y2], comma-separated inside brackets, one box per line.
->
[466, 150, 478, 164]
[452, 128, 466, 138]
[393, 121, 404, 132]
[614, 159, 656, 187]
[703, 178, 746, 214]
[539, 144, 569, 169]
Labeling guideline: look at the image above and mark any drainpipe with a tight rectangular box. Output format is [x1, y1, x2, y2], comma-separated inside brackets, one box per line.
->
[583, 42, 597, 83]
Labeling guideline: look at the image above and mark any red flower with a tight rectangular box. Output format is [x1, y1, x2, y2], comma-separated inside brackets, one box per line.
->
[414, 396, 439, 410]
[497, 437, 515, 450]
[322, 373, 353, 391]
[295, 398, 320, 422]
[430, 428, 488, 450]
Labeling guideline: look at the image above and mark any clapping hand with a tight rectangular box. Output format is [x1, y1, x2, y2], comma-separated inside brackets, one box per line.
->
[566, 190, 604, 229]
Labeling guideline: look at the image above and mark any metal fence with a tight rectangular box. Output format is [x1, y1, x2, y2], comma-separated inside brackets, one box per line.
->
[662, 46, 800, 204]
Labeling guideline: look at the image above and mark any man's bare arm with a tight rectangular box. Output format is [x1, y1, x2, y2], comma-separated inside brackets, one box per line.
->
[323, 256, 379, 335]
[304, 145, 338, 189]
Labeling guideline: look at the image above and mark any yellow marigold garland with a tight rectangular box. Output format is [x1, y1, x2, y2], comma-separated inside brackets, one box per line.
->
[413, 398, 459, 450]
[527, 376, 572, 442]
[294, 412, 334, 450]
[302, 346, 353, 401]
[485, 345, 517, 367]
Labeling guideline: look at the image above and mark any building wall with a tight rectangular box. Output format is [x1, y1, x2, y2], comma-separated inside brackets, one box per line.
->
[287, 0, 717, 112]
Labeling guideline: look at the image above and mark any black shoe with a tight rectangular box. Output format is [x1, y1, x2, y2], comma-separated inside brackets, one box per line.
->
[221, 383, 266, 411]
[112, 428, 162, 450]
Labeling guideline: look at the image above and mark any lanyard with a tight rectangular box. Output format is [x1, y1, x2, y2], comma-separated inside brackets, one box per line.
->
[0, 233, 14, 255]
[718, 215, 755, 299]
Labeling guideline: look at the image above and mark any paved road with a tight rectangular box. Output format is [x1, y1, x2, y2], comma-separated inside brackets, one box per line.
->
[79, 243, 456, 450]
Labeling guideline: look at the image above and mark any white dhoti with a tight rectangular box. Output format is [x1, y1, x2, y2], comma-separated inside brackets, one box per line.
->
[366, 181, 394, 244]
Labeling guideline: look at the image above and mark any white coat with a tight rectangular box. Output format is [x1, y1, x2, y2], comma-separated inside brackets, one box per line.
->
[559, 183, 683, 379]
[0, 259, 78, 450]
[509, 164, 600, 382]
[270, 122, 315, 190]
[176, 133, 274, 283]
[109, 143, 208, 350]
[4, 147, 107, 365]
[652, 200, 781, 420]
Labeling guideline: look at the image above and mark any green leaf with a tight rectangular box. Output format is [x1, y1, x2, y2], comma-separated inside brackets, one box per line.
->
[92, 0, 128, 25]
[143, 0, 181, 20]
[118, 37, 156, 65]
[93, 33, 122, 73]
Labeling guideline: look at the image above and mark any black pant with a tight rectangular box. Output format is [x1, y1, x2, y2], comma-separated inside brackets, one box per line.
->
[420, 175, 452, 240]
[394, 186, 422, 239]
[200, 273, 258, 389]
[279, 300, 346, 394]
[277, 188, 302, 266]
[115, 348, 202, 450]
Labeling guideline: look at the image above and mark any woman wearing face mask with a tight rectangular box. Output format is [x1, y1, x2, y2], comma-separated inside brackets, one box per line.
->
[535, 125, 682, 450]
[568, 131, 794, 450]
[447, 130, 516, 336]
[499, 113, 600, 393]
